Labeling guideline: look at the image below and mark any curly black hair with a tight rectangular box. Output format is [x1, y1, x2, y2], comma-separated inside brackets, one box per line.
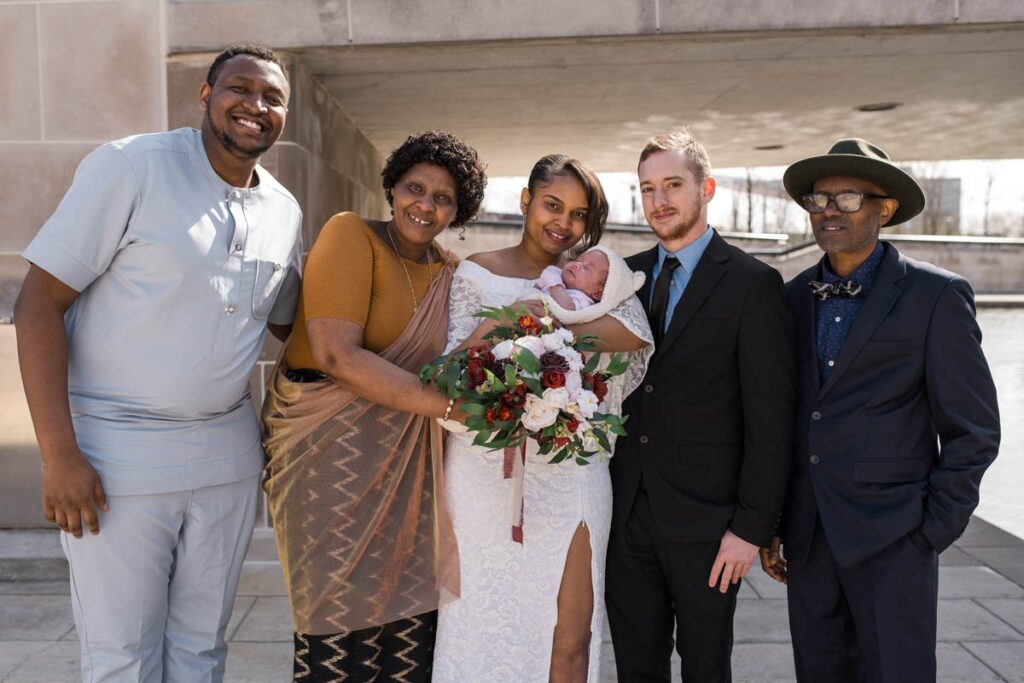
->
[381, 131, 488, 228]
[206, 44, 288, 87]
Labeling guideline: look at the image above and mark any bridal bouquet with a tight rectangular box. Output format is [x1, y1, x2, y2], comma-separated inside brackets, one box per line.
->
[419, 305, 629, 465]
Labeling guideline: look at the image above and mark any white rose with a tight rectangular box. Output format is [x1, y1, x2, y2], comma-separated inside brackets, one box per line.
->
[576, 390, 600, 418]
[561, 347, 584, 371]
[513, 335, 546, 360]
[564, 371, 583, 399]
[542, 387, 570, 410]
[521, 394, 561, 431]
[492, 339, 515, 360]
[541, 332, 567, 352]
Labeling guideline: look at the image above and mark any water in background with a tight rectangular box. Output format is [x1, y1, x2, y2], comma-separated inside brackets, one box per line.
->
[974, 308, 1024, 538]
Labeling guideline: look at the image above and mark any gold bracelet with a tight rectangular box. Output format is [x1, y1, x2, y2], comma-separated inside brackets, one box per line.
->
[443, 398, 455, 421]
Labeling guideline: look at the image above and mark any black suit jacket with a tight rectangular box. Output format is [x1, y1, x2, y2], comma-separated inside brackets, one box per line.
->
[782, 243, 1000, 568]
[611, 230, 796, 547]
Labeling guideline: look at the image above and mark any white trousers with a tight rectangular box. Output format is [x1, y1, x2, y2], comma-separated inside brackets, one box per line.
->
[61, 475, 259, 683]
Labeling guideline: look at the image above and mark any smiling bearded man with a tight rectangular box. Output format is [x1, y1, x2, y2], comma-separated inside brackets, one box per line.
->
[759, 139, 1000, 682]
[15, 45, 303, 682]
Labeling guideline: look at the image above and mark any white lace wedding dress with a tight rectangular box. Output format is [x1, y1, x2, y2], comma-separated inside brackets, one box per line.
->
[433, 260, 653, 682]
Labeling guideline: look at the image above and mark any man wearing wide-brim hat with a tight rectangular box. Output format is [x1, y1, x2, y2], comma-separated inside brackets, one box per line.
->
[758, 139, 1001, 681]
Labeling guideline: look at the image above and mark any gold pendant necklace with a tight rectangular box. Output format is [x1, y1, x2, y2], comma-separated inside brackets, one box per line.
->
[386, 220, 432, 312]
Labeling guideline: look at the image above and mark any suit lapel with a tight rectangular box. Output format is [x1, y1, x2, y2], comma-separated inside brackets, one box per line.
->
[654, 231, 729, 360]
[795, 268, 822, 391]
[632, 246, 659, 316]
[818, 244, 907, 400]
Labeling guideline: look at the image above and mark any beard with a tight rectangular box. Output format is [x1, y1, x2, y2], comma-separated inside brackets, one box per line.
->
[206, 109, 269, 160]
[651, 190, 703, 243]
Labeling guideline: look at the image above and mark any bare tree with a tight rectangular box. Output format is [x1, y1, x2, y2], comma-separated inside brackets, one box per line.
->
[982, 164, 995, 236]
[729, 180, 740, 231]
[745, 168, 753, 232]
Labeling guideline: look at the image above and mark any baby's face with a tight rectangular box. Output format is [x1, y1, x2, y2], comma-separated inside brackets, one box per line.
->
[562, 251, 610, 300]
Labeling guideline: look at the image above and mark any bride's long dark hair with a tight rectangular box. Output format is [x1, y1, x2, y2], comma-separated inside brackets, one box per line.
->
[526, 154, 609, 254]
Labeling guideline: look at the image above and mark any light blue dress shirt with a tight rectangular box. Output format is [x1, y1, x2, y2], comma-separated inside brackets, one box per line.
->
[649, 227, 715, 334]
[23, 128, 303, 495]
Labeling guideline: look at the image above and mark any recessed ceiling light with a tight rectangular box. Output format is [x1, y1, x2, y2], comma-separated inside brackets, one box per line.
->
[854, 102, 901, 112]
[753, 144, 784, 151]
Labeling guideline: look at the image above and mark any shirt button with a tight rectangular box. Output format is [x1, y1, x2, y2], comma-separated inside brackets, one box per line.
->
[827, 360, 835, 367]
[834, 316, 841, 322]
[644, 384, 654, 394]
[810, 454, 821, 465]
[811, 411, 822, 421]
[226, 304, 236, 314]
[639, 435, 649, 444]
[233, 243, 242, 252]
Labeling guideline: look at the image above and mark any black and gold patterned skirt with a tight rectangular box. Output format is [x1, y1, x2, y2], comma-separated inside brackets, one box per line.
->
[293, 612, 437, 682]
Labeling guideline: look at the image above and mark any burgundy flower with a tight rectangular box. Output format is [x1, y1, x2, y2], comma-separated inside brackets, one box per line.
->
[542, 369, 566, 389]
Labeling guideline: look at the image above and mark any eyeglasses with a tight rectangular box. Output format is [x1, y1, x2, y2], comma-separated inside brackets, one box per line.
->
[801, 192, 890, 214]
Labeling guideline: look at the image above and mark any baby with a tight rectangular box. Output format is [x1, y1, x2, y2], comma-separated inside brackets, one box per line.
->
[535, 249, 610, 311]
[533, 245, 646, 324]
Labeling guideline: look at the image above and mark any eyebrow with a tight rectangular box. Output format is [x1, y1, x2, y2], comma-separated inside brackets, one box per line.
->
[410, 178, 456, 194]
[224, 75, 286, 96]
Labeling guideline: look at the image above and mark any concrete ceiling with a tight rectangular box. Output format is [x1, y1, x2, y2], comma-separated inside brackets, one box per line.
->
[296, 24, 1024, 175]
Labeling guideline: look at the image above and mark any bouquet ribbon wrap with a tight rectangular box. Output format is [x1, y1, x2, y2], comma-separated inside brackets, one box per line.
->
[503, 443, 528, 543]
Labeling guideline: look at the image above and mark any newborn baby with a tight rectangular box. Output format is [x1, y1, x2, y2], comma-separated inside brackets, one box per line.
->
[533, 245, 647, 325]
[535, 249, 610, 311]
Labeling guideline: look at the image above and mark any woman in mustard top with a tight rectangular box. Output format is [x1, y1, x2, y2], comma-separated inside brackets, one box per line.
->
[262, 131, 486, 682]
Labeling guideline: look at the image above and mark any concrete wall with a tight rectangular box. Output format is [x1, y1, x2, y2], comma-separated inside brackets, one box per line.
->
[167, 0, 1024, 52]
[0, 0, 167, 319]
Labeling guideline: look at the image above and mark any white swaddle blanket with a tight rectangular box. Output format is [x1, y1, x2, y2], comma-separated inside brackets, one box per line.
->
[541, 245, 646, 323]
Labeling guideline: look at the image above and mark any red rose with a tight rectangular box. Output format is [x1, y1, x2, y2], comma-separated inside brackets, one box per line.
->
[591, 375, 608, 402]
[540, 351, 570, 372]
[542, 369, 566, 389]
[567, 418, 579, 433]
[555, 436, 571, 447]
[466, 361, 487, 388]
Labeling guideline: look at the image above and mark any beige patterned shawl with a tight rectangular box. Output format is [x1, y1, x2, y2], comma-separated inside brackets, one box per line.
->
[262, 259, 459, 636]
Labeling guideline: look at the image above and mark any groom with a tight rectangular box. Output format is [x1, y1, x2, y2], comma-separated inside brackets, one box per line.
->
[607, 130, 795, 682]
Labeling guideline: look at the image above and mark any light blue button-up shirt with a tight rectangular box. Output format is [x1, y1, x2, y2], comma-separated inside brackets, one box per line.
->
[649, 226, 715, 334]
[23, 128, 303, 495]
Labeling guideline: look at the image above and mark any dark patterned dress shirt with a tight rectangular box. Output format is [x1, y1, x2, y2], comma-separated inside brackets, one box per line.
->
[815, 241, 886, 382]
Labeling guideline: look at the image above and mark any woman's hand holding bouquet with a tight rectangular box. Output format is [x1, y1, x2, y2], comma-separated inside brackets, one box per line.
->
[420, 305, 629, 464]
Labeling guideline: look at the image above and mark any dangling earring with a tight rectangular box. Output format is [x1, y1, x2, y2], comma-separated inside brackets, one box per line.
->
[458, 225, 466, 241]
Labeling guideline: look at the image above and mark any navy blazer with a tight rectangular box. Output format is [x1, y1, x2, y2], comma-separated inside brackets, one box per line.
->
[782, 243, 1000, 568]
[612, 231, 796, 547]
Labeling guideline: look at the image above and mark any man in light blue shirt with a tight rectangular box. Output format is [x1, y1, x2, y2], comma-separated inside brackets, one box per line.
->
[607, 130, 795, 681]
[15, 45, 302, 682]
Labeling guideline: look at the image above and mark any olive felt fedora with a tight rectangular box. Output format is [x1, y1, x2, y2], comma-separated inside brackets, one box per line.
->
[783, 138, 925, 226]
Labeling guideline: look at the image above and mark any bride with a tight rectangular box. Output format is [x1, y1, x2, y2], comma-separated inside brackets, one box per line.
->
[433, 155, 653, 682]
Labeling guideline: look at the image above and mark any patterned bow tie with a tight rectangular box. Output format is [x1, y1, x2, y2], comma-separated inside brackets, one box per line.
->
[809, 279, 863, 301]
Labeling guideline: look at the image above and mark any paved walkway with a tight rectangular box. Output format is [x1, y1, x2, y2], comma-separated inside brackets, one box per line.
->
[2, 517, 1024, 682]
